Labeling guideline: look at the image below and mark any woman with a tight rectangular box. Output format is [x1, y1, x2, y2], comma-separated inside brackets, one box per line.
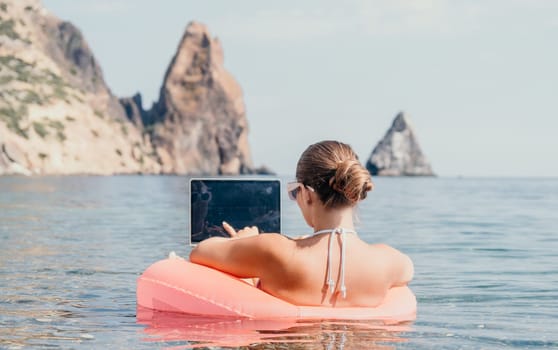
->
[190, 140, 413, 307]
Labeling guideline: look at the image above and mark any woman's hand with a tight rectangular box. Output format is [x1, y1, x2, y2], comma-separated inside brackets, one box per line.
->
[222, 221, 259, 239]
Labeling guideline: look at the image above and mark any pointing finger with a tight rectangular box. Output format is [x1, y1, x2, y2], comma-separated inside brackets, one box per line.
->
[222, 221, 236, 237]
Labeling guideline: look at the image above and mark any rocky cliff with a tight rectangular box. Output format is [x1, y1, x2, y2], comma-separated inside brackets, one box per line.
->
[366, 112, 434, 176]
[0, 0, 160, 175]
[0, 0, 259, 175]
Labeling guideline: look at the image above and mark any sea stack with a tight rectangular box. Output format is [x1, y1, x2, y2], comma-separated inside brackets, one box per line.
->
[366, 112, 434, 176]
[126, 21, 254, 175]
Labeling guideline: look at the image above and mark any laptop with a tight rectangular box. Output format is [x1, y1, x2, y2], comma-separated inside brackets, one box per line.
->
[189, 178, 281, 245]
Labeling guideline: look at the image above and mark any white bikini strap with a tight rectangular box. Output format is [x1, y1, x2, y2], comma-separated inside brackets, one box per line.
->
[313, 227, 355, 298]
[327, 229, 336, 293]
[339, 228, 347, 298]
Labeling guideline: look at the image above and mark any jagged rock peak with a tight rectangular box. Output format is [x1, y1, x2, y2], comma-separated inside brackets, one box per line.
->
[149, 21, 253, 175]
[366, 112, 434, 176]
[1, 3, 264, 176]
[183, 21, 224, 66]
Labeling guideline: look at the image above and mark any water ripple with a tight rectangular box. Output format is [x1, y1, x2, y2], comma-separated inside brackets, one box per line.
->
[1, 176, 557, 348]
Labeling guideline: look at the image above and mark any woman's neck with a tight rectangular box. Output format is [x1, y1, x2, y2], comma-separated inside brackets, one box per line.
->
[311, 205, 355, 233]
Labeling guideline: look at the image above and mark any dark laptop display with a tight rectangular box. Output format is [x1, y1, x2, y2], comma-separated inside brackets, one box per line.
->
[189, 179, 281, 244]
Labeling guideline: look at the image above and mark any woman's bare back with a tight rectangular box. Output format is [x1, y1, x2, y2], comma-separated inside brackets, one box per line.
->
[257, 233, 413, 307]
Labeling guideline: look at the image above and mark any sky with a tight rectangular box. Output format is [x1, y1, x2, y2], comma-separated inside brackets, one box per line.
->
[42, 0, 558, 177]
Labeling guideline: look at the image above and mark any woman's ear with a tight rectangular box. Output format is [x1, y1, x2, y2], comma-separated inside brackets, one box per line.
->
[303, 186, 314, 205]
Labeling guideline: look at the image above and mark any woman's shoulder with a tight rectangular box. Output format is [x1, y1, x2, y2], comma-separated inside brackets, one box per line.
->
[364, 242, 414, 284]
[353, 242, 410, 266]
[368, 242, 402, 254]
[252, 233, 296, 255]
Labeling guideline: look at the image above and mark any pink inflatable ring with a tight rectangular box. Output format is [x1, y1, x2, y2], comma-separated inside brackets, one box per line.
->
[137, 258, 417, 321]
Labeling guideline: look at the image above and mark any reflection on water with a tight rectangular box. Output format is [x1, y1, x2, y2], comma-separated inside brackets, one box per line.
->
[0, 296, 95, 348]
[137, 307, 412, 349]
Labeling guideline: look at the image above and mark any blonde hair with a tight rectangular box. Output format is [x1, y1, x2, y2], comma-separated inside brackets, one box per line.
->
[296, 141, 374, 209]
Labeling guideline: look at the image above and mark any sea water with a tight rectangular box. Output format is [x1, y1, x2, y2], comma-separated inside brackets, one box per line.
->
[0, 176, 557, 349]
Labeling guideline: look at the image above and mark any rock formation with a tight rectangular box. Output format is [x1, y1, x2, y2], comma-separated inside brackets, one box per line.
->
[0, 1, 263, 175]
[123, 22, 254, 175]
[366, 112, 434, 176]
[0, 0, 159, 175]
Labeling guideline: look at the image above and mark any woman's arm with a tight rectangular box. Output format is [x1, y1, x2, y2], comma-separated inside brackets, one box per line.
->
[189, 229, 286, 279]
[388, 247, 414, 287]
[393, 252, 414, 286]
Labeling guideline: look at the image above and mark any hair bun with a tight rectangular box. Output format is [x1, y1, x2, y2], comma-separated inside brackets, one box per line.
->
[328, 159, 373, 205]
[296, 140, 373, 209]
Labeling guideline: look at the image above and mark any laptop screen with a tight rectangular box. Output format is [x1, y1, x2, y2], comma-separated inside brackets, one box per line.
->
[189, 179, 281, 244]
